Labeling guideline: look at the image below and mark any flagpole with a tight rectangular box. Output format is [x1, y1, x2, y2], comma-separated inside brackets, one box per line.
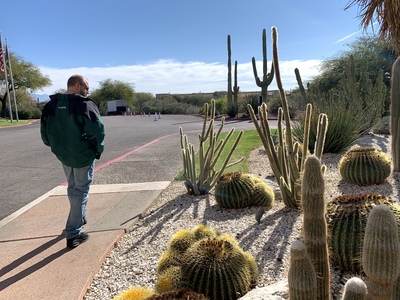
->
[0, 32, 12, 122]
[5, 38, 18, 121]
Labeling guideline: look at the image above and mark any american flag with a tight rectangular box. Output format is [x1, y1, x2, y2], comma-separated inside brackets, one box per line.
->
[0, 38, 4, 73]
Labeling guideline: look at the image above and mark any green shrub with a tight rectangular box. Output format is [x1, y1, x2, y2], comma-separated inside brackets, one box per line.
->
[241, 94, 259, 116]
[293, 56, 385, 154]
[293, 101, 362, 153]
[14, 105, 42, 119]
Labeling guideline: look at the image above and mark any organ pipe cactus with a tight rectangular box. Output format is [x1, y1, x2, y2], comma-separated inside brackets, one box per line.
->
[362, 204, 400, 300]
[326, 193, 400, 274]
[288, 240, 317, 300]
[301, 155, 331, 300]
[248, 27, 328, 209]
[252, 28, 274, 102]
[180, 99, 244, 195]
[340, 277, 367, 300]
[338, 146, 391, 185]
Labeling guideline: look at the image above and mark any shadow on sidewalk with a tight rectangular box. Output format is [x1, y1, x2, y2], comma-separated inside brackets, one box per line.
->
[0, 233, 66, 291]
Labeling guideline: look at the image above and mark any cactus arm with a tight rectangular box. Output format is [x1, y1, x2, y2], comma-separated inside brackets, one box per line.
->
[279, 177, 295, 207]
[248, 104, 282, 179]
[252, 28, 275, 102]
[272, 27, 294, 158]
[210, 131, 244, 188]
[252, 57, 262, 87]
[277, 108, 284, 149]
[314, 113, 328, 159]
[209, 129, 235, 170]
[301, 104, 312, 171]
[295, 68, 309, 104]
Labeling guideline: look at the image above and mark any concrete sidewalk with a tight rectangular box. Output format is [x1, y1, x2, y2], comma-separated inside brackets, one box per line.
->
[0, 181, 170, 300]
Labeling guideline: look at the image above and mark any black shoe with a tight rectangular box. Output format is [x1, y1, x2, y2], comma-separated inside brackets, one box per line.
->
[67, 232, 90, 249]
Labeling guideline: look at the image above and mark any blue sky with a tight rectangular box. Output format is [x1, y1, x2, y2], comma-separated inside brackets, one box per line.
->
[1, 0, 374, 96]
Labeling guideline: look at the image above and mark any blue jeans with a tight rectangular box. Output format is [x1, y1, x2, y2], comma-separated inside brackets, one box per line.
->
[62, 161, 95, 239]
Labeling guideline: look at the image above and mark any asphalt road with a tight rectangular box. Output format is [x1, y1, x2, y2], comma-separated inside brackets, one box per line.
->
[0, 114, 260, 221]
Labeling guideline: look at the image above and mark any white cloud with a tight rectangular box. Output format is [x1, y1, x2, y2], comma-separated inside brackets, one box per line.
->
[38, 59, 322, 96]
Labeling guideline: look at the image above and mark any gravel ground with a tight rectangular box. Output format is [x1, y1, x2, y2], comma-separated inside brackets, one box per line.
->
[84, 133, 398, 300]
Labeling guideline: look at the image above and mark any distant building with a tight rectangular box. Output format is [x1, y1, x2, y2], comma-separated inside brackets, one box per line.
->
[155, 90, 279, 99]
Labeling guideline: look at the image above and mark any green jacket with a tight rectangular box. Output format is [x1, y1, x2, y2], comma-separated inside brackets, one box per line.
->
[41, 93, 105, 168]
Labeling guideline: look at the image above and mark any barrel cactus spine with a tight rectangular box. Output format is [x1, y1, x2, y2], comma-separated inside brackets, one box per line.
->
[181, 237, 256, 300]
[214, 171, 255, 208]
[158, 225, 220, 273]
[362, 204, 400, 299]
[155, 225, 257, 300]
[192, 224, 220, 240]
[157, 250, 183, 274]
[155, 266, 184, 293]
[338, 146, 391, 186]
[112, 286, 155, 300]
[288, 240, 317, 300]
[168, 229, 196, 254]
[301, 155, 330, 300]
[250, 177, 275, 208]
[146, 289, 207, 300]
[326, 193, 400, 274]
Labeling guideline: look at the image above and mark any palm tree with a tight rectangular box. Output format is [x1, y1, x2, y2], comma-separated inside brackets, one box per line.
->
[345, 0, 400, 171]
[345, 0, 400, 51]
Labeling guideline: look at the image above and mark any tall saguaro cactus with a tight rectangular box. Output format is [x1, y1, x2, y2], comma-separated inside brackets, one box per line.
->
[227, 35, 239, 117]
[252, 28, 274, 103]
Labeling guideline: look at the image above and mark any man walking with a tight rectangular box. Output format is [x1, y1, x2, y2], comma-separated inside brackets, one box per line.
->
[41, 74, 105, 249]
